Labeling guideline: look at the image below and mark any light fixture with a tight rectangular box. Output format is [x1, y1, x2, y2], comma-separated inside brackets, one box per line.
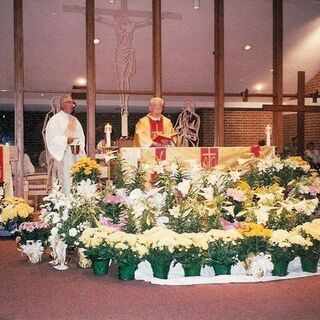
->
[193, 0, 200, 10]
[254, 83, 264, 91]
[108, 0, 115, 3]
[93, 38, 100, 44]
[270, 69, 273, 72]
[75, 78, 87, 86]
[244, 44, 252, 51]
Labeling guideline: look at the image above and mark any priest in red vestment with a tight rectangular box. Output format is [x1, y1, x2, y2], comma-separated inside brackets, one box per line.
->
[133, 97, 177, 147]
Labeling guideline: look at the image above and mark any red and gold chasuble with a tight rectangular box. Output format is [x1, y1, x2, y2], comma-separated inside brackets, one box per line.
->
[149, 117, 164, 140]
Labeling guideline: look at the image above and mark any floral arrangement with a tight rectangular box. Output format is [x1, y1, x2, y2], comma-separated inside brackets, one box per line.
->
[108, 231, 148, 266]
[139, 227, 177, 266]
[173, 232, 209, 269]
[0, 197, 34, 231]
[206, 229, 243, 266]
[237, 222, 272, 261]
[79, 226, 115, 260]
[101, 193, 124, 224]
[267, 229, 312, 264]
[17, 221, 50, 245]
[244, 156, 310, 188]
[71, 156, 101, 183]
[27, 154, 320, 278]
[40, 180, 103, 248]
[294, 219, 320, 257]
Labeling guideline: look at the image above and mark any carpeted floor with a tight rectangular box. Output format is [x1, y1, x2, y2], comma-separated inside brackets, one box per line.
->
[1, 240, 320, 320]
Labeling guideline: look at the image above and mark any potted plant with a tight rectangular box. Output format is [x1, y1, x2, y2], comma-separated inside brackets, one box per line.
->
[108, 232, 147, 280]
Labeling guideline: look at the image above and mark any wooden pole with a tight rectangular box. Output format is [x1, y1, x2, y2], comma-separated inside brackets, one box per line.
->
[297, 71, 305, 156]
[214, 0, 225, 146]
[14, 0, 24, 196]
[272, 0, 284, 152]
[152, 0, 162, 97]
[86, 0, 96, 158]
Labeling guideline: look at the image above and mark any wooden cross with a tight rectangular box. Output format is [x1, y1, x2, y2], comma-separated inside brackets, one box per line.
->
[63, 0, 181, 21]
[262, 71, 320, 156]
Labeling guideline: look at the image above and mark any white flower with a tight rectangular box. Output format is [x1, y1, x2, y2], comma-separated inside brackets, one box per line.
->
[52, 215, 61, 224]
[176, 179, 191, 196]
[51, 227, 59, 236]
[69, 228, 78, 237]
[128, 188, 144, 201]
[254, 206, 271, 225]
[76, 179, 97, 198]
[199, 186, 214, 201]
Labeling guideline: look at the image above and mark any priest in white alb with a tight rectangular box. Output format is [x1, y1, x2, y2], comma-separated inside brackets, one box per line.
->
[45, 95, 86, 195]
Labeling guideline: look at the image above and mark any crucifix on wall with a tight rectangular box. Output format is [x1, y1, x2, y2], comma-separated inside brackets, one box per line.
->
[64, 0, 181, 138]
[262, 71, 320, 156]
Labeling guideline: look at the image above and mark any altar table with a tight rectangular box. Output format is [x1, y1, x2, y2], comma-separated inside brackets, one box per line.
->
[120, 146, 275, 169]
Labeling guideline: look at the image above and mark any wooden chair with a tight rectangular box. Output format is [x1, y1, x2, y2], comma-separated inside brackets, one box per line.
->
[23, 173, 50, 208]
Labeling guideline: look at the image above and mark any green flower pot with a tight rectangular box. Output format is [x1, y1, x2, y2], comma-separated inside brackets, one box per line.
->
[211, 262, 232, 275]
[118, 263, 137, 281]
[272, 259, 289, 277]
[300, 255, 319, 273]
[150, 260, 171, 279]
[91, 258, 110, 276]
[183, 263, 202, 277]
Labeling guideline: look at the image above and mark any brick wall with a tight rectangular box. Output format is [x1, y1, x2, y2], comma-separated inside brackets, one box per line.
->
[198, 108, 273, 147]
[305, 71, 320, 94]
[283, 113, 320, 149]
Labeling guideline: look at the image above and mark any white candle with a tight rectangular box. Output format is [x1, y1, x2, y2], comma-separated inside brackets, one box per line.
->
[265, 124, 272, 147]
[104, 123, 112, 148]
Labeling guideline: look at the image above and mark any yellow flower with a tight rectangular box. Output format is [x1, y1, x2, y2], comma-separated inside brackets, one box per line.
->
[237, 223, 272, 238]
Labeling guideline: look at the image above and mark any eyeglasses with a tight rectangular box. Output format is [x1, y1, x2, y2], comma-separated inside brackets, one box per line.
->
[63, 101, 76, 107]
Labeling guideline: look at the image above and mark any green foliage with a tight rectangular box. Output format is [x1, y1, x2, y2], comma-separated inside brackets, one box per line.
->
[173, 246, 204, 268]
[266, 208, 311, 231]
[112, 157, 127, 189]
[128, 166, 145, 192]
[237, 236, 269, 262]
[207, 240, 240, 266]
[85, 245, 113, 260]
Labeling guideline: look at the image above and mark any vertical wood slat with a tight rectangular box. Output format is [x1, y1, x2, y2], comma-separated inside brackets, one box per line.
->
[214, 0, 225, 146]
[297, 71, 305, 156]
[272, 0, 284, 152]
[14, 0, 24, 196]
[86, 0, 96, 158]
[152, 0, 162, 97]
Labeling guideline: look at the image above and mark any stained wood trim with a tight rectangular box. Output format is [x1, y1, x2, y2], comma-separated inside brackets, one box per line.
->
[14, 0, 24, 196]
[214, 0, 225, 146]
[152, 0, 162, 97]
[86, 0, 96, 157]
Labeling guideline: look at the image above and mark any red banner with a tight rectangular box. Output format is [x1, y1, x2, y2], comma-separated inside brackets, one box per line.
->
[155, 147, 167, 161]
[251, 145, 261, 157]
[200, 147, 219, 168]
[0, 146, 3, 182]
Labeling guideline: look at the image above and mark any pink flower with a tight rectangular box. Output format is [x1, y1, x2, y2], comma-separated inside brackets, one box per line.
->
[99, 217, 123, 231]
[220, 217, 243, 231]
[226, 188, 247, 202]
[103, 195, 124, 205]
[308, 185, 320, 196]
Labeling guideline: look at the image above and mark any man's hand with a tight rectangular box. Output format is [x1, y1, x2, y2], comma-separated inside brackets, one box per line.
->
[67, 137, 75, 144]
[151, 142, 163, 147]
